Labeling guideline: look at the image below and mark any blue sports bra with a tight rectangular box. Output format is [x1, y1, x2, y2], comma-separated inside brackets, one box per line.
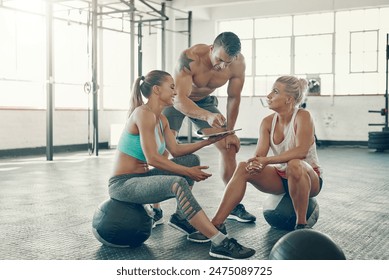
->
[117, 120, 166, 162]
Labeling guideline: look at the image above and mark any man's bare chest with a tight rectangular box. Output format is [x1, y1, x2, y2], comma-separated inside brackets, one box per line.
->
[192, 70, 230, 89]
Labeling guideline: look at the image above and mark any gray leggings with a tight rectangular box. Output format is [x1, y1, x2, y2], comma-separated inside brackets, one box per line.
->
[108, 154, 202, 220]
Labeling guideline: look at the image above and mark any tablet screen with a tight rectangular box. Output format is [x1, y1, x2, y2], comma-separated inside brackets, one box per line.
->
[199, 128, 242, 138]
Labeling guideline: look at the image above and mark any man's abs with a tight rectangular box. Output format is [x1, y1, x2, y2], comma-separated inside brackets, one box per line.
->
[189, 86, 216, 101]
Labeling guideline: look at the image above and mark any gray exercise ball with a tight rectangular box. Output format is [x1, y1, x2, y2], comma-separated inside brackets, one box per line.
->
[263, 193, 319, 231]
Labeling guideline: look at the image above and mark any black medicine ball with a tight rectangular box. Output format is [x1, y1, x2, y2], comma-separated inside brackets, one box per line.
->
[269, 229, 346, 260]
[92, 198, 152, 247]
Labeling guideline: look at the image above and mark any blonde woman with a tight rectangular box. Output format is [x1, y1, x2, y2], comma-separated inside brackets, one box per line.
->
[189, 75, 323, 242]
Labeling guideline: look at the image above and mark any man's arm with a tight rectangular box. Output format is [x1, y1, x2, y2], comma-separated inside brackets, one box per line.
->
[173, 52, 207, 120]
[225, 56, 245, 130]
[174, 51, 226, 128]
[226, 76, 243, 130]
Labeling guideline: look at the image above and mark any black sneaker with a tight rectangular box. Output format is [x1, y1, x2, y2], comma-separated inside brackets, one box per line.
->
[152, 208, 164, 228]
[209, 237, 255, 260]
[294, 224, 312, 230]
[187, 223, 228, 243]
[168, 213, 196, 235]
[227, 203, 256, 223]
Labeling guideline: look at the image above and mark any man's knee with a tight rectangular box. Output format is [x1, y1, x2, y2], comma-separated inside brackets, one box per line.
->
[216, 143, 238, 158]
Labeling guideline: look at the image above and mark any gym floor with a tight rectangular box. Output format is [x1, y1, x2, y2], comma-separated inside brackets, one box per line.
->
[0, 144, 388, 260]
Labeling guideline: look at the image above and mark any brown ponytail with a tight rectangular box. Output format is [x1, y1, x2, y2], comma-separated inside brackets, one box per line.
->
[128, 70, 171, 117]
[128, 76, 144, 116]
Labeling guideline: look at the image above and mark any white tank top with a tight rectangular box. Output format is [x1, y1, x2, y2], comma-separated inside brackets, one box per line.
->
[269, 107, 323, 177]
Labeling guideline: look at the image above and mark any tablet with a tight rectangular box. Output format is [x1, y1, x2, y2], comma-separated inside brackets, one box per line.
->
[198, 128, 242, 138]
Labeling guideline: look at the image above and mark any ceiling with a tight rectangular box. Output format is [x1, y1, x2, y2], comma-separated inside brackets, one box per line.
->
[0, 0, 272, 13]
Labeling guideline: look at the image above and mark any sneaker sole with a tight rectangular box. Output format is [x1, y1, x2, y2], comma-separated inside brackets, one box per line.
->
[209, 251, 235, 260]
[154, 218, 165, 225]
[168, 221, 192, 235]
[187, 236, 211, 243]
[227, 214, 256, 223]
[209, 250, 255, 260]
[152, 218, 164, 229]
[188, 232, 229, 243]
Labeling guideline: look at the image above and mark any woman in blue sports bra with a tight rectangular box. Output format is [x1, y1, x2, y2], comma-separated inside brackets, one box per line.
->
[108, 70, 255, 259]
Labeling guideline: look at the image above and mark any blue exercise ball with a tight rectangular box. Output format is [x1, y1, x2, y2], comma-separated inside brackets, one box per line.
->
[92, 198, 152, 247]
[263, 193, 319, 231]
[269, 229, 346, 260]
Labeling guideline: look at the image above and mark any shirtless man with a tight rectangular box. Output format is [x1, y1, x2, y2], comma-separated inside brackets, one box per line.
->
[162, 32, 256, 224]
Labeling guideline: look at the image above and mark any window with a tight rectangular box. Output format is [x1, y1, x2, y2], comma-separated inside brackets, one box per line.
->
[102, 30, 132, 110]
[295, 34, 333, 74]
[53, 19, 90, 109]
[0, 9, 17, 79]
[218, 7, 389, 96]
[218, 20, 254, 96]
[219, 19, 253, 39]
[255, 16, 292, 38]
[241, 39, 253, 76]
[0, 2, 133, 109]
[294, 13, 334, 35]
[0, 8, 46, 108]
[350, 30, 378, 73]
[256, 37, 291, 76]
[336, 8, 384, 94]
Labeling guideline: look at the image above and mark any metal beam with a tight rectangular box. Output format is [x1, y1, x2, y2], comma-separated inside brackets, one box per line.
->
[139, 0, 168, 20]
[130, 0, 135, 86]
[97, 9, 132, 16]
[187, 11, 193, 143]
[92, 0, 99, 156]
[132, 18, 167, 23]
[385, 33, 389, 131]
[46, 0, 54, 161]
[161, 2, 166, 71]
[138, 20, 143, 76]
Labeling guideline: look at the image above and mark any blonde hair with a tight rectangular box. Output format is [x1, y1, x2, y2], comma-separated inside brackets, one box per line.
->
[275, 76, 308, 106]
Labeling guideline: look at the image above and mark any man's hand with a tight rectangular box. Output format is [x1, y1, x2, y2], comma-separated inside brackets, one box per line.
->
[206, 112, 226, 128]
[224, 134, 240, 152]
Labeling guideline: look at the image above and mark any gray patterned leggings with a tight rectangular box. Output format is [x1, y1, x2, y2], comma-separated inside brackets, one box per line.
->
[108, 154, 202, 220]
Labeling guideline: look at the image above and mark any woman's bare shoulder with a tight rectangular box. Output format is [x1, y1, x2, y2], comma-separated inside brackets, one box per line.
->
[261, 113, 275, 129]
[296, 108, 313, 119]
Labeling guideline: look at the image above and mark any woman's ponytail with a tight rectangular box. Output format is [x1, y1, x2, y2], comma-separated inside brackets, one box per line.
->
[128, 70, 171, 117]
[128, 76, 144, 116]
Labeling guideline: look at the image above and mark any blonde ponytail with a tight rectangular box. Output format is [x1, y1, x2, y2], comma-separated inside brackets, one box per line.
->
[275, 76, 308, 106]
[296, 78, 308, 105]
